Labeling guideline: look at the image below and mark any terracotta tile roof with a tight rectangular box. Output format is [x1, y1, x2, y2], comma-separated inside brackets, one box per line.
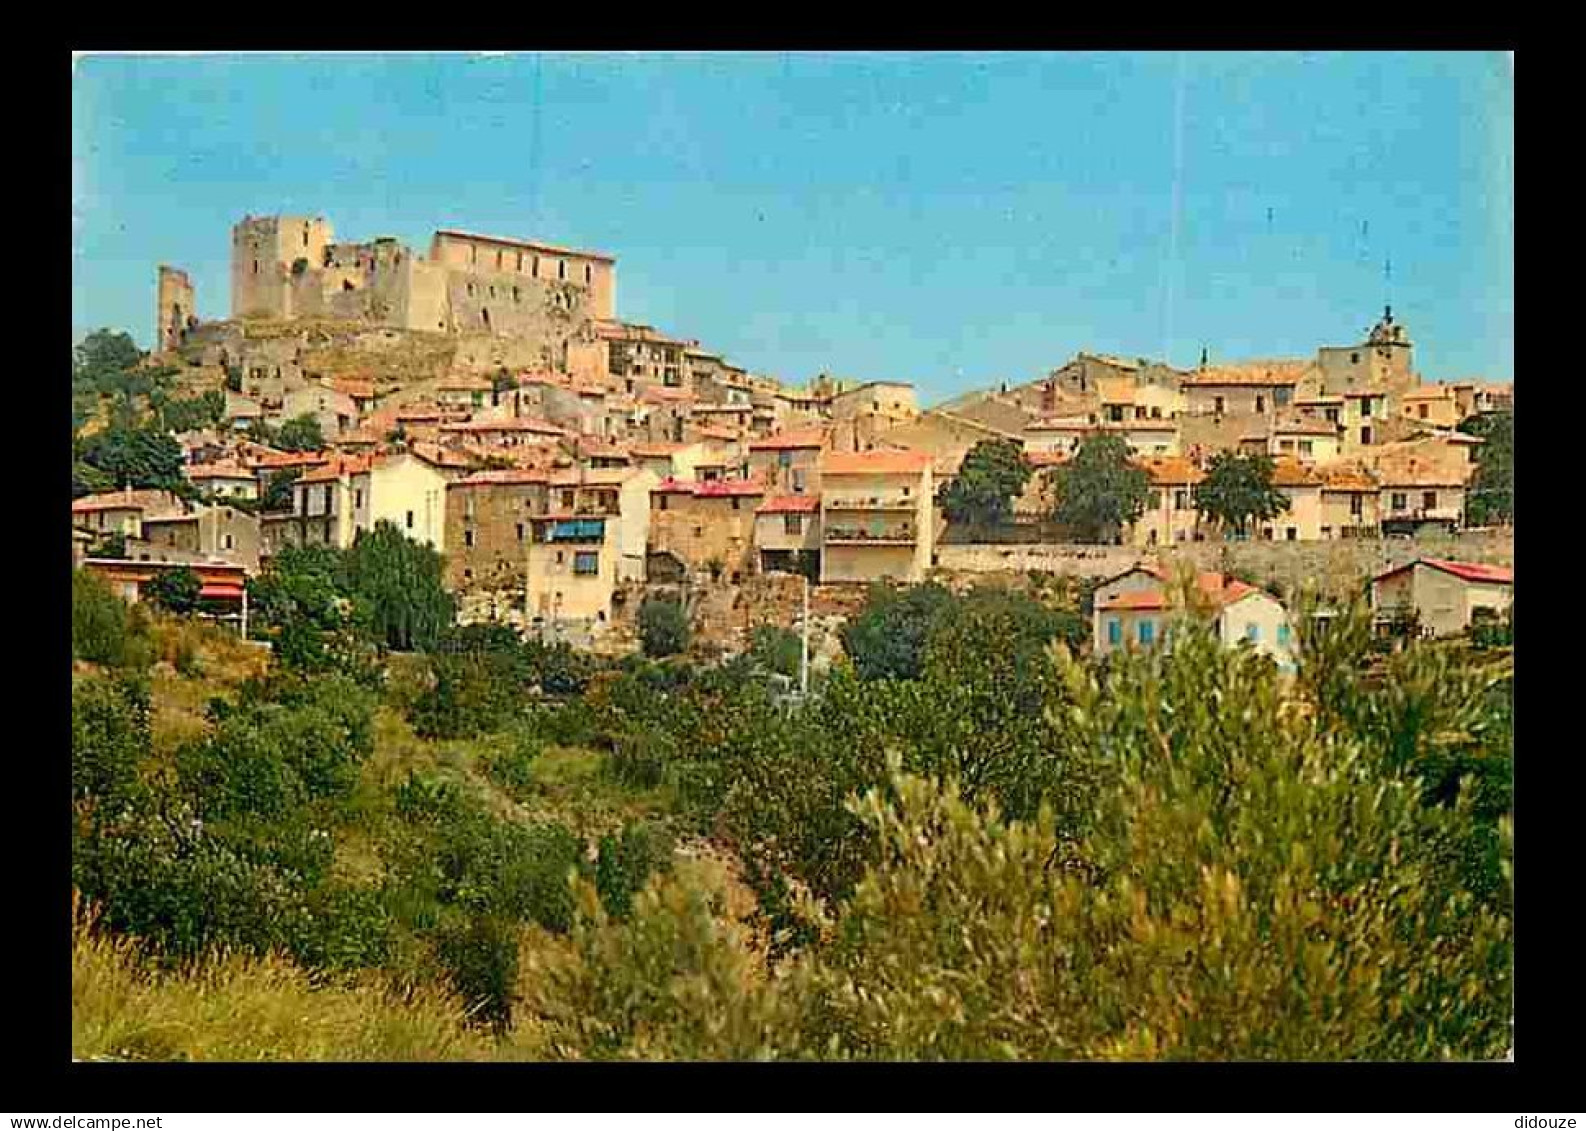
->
[749, 427, 829, 451]
[433, 228, 616, 263]
[1184, 361, 1309, 387]
[454, 469, 552, 487]
[630, 442, 687, 458]
[331, 378, 377, 400]
[72, 489, 184, 514]
[1027, 416, 1096, 432]
[1271, 458, 1324, 487]
[696, 425, 744, 442]
[1272, 417, 1341, 435]
[407, 442, 480, 471]
[820, 447, 932, 475]
[1096, 590, 1170, 612]
[298, 454, 372, 484]
[756, 493, 821, 514]
[546, 467, 641, 487]
[1374, 558, 1514, 586]
[185, 461, 254, 480]
[1135, 456, 1204, 486]
[640, 386, 696, 405]
[333, 426, 384, 446]
[1025, 450, 1071, 468]
[244, 446, 329, 471]
[1321, 465, 1379, 491]
[435, 373, 495, 392]
[1402, 387, 1457, 401]
[439, 416, 566, 435]
[1126, 565, 1265, 609]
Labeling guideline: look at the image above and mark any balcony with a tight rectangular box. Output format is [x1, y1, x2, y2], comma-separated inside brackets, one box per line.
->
[824, 495, 917, 512]
[824, 525, 916, 546]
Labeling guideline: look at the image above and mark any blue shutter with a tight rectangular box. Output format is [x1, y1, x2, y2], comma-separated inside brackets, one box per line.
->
[1107, 619, 1122, 645]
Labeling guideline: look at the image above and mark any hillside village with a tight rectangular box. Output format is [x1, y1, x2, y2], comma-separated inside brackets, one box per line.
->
[75, 213, 1515, 655]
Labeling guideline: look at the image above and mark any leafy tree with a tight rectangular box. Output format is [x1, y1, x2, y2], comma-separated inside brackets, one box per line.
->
[145, 567, 202, 616]
[1192, 451, 1290, 538]
[1049, 432, 1150, 543]
[86, 531, 127, 559]
[276, 413, 326, 453]
[73, 329, 143, 395]
[639, 595, 691, 658]
[839, 581, 954, 680]
[162, 389, 227, 434]
[936, 438, 1031, 528]
[344, 521, 455, 652]
[77, 424, 186, 492]
[1459, 409, 1513, 526]
[72, 570, 154, 670]
[260, 467, 302, 513]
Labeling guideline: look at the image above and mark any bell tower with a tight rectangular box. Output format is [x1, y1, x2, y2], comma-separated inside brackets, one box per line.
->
[1366, 305, 1415, 391]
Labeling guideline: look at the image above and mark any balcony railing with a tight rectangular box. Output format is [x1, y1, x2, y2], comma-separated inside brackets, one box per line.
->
[824, 495, 916, 511]
[824, 526, 916, 545]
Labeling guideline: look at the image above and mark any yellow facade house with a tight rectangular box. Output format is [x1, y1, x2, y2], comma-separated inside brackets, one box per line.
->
[1268, 416, 1341, 463]
[755, 493, 822, 576]
[525, 466, 657, 633]
[1259, 458, 1325, 542]
[818, 447, 934, 584]
[1339, 388, 1390, 452]
[1318, 463, 1381, 539]
[747, 427, 830, 496]
[1400, 385, 1462, 429]
[1127, 457, 1205, 549]
[288, 449, 452, 551]
[1181, 363, 1306, 418]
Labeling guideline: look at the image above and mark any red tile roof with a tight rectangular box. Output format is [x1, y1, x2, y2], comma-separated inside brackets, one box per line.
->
[298, 454, 373, 484]
[750, 427, 829, 451]
[1134, 456, 1203, 486]
[1096, 590, 1170, 612]
[756, 493, 821, 514]
[653, 476, 766, 498]
[439, 416, 566, 435]
[454, 469, 552, 487]
[72, 489, 184, 514]
[1270, 458, 1324, 487]
[1374, 558, 1514, 586]
[820, 447, 932, 475]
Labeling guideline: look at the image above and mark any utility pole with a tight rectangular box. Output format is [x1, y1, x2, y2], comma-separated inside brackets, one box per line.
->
[800, 571, 810, 698]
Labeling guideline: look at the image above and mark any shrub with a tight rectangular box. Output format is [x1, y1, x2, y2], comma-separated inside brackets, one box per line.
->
[638, 595, 691, 658]
[146, 567, 202, 616]
[73, 569, 153, 670]
[595, 822, 675, 921]
[840, 581, 954, 680]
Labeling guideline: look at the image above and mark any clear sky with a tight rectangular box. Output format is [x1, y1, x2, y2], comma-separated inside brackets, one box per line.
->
[72, 51, 1513, 404]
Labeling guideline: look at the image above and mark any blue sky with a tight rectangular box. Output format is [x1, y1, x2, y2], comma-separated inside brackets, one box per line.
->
[73, 51, 1512, 404]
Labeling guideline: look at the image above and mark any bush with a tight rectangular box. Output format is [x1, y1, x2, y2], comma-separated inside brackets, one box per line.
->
[595, 822, 675, 921]
[639, 595, 691, 658]
[146, 567, 202, 616]
[840, 582, 954, 680]
[73, 570, 153, 670]
[483, 727, 542, 799]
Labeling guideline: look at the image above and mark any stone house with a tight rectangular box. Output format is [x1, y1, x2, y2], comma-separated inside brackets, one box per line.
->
[1092, 564, 1297, 671]
[1339, 388, 1391, 452]
[818, 447, 934, 584]
[1318, 464, 1381, 539]
[1370, 558, 1513, 637]
[141, 503, 263, 572]
[748, 428, 829, 496]
[1376, 461, 1469, 535]
[649, 476, 767, 579]
[444, 469, 551, 592]
[1181, 363, 1306, 419]
[1259, 458, 1326, 542]
[72, 489, 187, 541]
[184, 460, 261, 502]
[629, 441, 710, 482]
[755, 494, 822, 576]
[276, 384, 358, 439]
[1400, 385, 1462, 430]
[1268, 415, 1342, 463]
[438, 416, 567, 451]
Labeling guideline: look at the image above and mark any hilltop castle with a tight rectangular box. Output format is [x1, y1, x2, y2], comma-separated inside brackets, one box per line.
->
[157, 213, 618, 354]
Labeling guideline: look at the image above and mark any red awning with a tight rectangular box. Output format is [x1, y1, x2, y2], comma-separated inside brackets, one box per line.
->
[199, 583, 246, 599]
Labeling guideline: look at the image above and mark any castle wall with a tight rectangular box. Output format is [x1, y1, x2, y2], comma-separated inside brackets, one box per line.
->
[232, 215, 334, 320]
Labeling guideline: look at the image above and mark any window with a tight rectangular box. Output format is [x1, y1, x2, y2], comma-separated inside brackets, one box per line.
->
[556, 551, 564, 565]
[657, 495, 669, 511]
[516, 523, 525, 543]
[1391, 492, 1407, 511]
[792, 470, 806, 493]
[1135, 406, 1147, 420]
[1280, 440, 1294, 452]
[1174, 489, 1187, 510]
[467, 283, 475, 296]
[562, 490, 575, 509]
[1361, 426, 1373, 445]
[223, 533, 234, 550]
[1149, 490, 1162, 509]
[1350, 494, 1363, 517]
[1278, 624, 1291, 647]
[470, 245, 477, 265]
[464, 529, 475, 547]
[532, 256, 540, 277]
[517, 251, 524, 271]
[778, 450, 793, 468]
[489, 286, 496, 298]
[496, 250, 504, 269]
[1107, 619, 1122, 646]
[1138, 620, 1155, 645]
[1255, 395, 1266, 413]
[1214, 396, 1225, 414]
[513, 286, 520, 302]
[252, 260, 258, 275]
[1286, 527, 1297, 541]
[585, 264, 592, 284]
[1351, 352, 1360, 364]
[323, 486, 332, 512]
[1321, 525, 1333, 539]
[1300, 440, 1313, 456]
[731, 498, 741, 511]
[558, 260, 566, 280]
[574, 552, 598, 575]
[1274, 388, 1291, 406]
[1246, 623, 1260, 643]
[1418, 404, 1428, 419]
[1152, 406, 1162, 418]
[1423, 490, 1437, 511]
[1326, 408, 1340, 423]
[901, 486, 910, 498]
[463, 569, 472, 581]
[355, 489, 364, 509]
[406, 510, 414, 530]
[784, 514, 804, 535]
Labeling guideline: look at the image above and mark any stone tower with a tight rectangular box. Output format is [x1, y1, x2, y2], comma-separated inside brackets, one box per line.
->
[231, 214, 335, 320]
[155, 265, 196, 353]
[1365, 305, 1416, 391]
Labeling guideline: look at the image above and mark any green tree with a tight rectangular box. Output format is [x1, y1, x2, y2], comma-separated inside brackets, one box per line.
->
[72, 570, 154, 670]
[260, 467, 303, 513]
[748, 625, 802, 679]
[1050, 432, 1150, 544]
[344, 521, 455, 652]
[639, 595, 691, 658]
[1459, 409, 1513, 526]
[937, 439, 1032, 529]
[77, 424, 186, 493]
[73, 329, 143, 395]
[839, 581, 954, 680]
[1192, 451, 1290, 538]
[145, 567, 203, 616]
[276, 413, 326, 453]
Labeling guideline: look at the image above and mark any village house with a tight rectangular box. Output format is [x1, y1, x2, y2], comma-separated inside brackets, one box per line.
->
[80, 557, 251, 624]
[754, 493, 822, 577]
[1370, 558, 1513, 638]
[1293, 393, 1344, 426]
[1399, 385, 1462, 430]
[276, 383, 358, 439]
[444, 468, 551, 592]
[1127, 457, 1205, 548]
[1268, 415, 1342, 463]
[628, 441, 709, 482]
[748, 428, 829, 495]
[184, 459, 260, 502]
[72, 488, 188, 541]
[1315, 308, 1418, 398]
[1319, 464, 1381, 539]
[818, 447, 934, 584]
[1181, 363, 1307, 418]
[1376, 460, 1469, 536]
[1092, 564, 1297, 672]
[438, 415, 567, 450]
[649, 476, 767, 580]
[525, 466, 658, 635]
[223, 391, 265, 433]
[141, 503, 263, 572]
[285, 448, 451, 551]
[1339, 388, 1391, 452]
[1025, 418, 1180, 457]
[1259, 458, 1326, 542]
